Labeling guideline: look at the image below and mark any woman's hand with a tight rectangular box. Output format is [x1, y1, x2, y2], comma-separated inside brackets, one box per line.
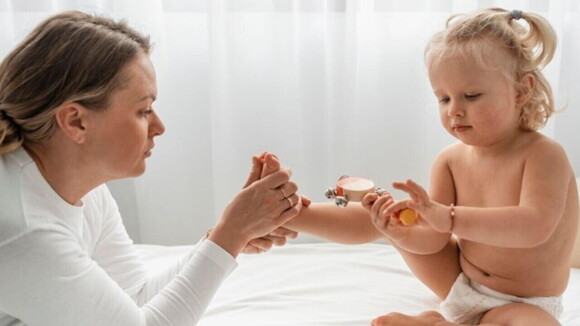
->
[239, 151, 311, 255]
[239, 153, 302, 254]
[241, 227, 298, 254]
[209, 154, 303, 257]
[242, 152, 312, 254]
[386, 179, 451, 233]
[256, 151, 311, 208]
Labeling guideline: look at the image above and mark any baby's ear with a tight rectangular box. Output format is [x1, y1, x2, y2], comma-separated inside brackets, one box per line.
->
[515, 73, 536, 108]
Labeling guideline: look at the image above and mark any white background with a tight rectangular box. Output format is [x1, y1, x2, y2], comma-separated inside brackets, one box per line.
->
[1, 0, 578, 244]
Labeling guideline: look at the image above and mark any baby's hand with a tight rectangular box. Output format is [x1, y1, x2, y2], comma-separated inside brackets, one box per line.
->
[259, 151, 281, 179]
[362, 192, 412, 242]
[388, 179, 451, 233]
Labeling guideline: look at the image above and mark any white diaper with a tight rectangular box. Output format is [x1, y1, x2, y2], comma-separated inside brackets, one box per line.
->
[440, 273, 563, 325]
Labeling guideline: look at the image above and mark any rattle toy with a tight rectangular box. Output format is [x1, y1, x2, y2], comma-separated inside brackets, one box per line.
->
[324, 176, 418, 225]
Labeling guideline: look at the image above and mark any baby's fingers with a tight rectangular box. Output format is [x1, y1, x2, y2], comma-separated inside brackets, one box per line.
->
[300, 195, 312, 207]
[392, 181, 414, 195]
[260, 152, 281, 178]
[404, 179, 429, 200]
[362, 193, 379, 211]
[383, 199, 410, 217]
[393, 180, 425, 203]
[372, 210, 390, 229]
[370, 193, 392, 218]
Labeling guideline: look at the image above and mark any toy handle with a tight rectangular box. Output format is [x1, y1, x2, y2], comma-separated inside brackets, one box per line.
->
[327, 176, 418, 225]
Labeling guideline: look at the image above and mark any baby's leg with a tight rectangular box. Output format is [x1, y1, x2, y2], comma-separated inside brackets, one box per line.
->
[479, 303, 560, 326]
[371, 311, 492, 326]
[395, 237, 462, 300]
[372, 304, 559, 326]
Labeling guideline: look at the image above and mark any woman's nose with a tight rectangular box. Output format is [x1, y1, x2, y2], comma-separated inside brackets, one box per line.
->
[150, 111, 165, 137]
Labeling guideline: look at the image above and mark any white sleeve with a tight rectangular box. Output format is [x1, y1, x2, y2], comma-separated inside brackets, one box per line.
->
[90, 191, 200, 305]
[0, 225, 236, 326]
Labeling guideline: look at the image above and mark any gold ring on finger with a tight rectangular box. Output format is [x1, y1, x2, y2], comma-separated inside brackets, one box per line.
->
[280, 187, 287, 198]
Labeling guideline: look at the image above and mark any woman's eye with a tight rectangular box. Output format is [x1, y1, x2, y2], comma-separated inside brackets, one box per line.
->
[140, 108, 154, 116]
[465, 93, 481, 100]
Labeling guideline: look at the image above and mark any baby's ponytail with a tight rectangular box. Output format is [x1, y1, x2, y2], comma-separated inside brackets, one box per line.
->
[516, 11, 557, 71]
[513, 11, 557, 130]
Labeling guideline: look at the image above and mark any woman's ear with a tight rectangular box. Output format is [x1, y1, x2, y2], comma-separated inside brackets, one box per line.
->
[54, 103, 88, 144]
[515, 73, 536, 108]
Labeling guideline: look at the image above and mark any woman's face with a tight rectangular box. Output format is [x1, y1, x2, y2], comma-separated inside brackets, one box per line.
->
[85, 52, 165, 180]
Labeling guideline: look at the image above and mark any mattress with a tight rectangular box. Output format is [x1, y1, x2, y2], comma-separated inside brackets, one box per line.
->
[136, 242, 580, 325]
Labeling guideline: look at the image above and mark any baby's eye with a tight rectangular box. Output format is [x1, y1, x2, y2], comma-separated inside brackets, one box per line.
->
[438, 97, 450, 104]
[465, 93, 481, 100]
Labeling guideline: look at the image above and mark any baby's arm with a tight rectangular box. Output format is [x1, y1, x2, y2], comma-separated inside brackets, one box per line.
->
[285, 202, 383, 244]
[393, 140, 573, 248]
[258, 152, 382, 244]
[368, 149, 455, 254]
[453, 141, 572, 247]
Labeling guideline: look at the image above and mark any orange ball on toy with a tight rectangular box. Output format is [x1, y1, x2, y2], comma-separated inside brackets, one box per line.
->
[396, 208, 417, 225]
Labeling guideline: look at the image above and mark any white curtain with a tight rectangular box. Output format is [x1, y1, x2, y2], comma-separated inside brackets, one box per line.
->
[1, 0, 578, 245]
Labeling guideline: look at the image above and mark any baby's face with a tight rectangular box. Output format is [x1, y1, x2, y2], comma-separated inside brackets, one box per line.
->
[428, 54, 521, 147]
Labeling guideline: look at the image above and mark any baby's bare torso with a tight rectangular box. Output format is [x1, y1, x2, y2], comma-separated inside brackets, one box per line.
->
[450, 137, 578, 297]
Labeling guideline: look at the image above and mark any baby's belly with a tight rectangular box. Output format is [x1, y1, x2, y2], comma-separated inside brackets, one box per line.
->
[459, 241, 569, 297]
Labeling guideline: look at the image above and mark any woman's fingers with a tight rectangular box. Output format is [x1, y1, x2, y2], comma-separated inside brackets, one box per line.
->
[243, 238, 274, 254]
[263, 235, 288, 246]
[270, 226, 298, 239]
[259, 168, 292, 190]
[279, 193, 300, 211]
[277, 182, 298, 199]
[278, 197, 302, 224]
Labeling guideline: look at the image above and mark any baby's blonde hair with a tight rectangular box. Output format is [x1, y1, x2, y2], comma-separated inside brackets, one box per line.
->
[425, 8, 557, 131]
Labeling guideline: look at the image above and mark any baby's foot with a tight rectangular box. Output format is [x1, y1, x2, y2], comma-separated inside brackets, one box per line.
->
[372, 311, 448, 326]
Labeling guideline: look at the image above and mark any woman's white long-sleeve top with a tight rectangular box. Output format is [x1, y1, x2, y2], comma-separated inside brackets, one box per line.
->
[0, 148, 237, 326]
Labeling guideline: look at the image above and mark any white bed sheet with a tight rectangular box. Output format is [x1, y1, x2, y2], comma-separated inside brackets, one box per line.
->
[137, 243, 580, 326]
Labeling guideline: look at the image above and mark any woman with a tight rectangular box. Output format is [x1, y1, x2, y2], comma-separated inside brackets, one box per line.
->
[0, 11, 302, 326]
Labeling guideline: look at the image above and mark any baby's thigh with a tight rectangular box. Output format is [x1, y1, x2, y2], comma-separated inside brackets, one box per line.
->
[479, 303, 560, 326]
[399, 238, 461, 300]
